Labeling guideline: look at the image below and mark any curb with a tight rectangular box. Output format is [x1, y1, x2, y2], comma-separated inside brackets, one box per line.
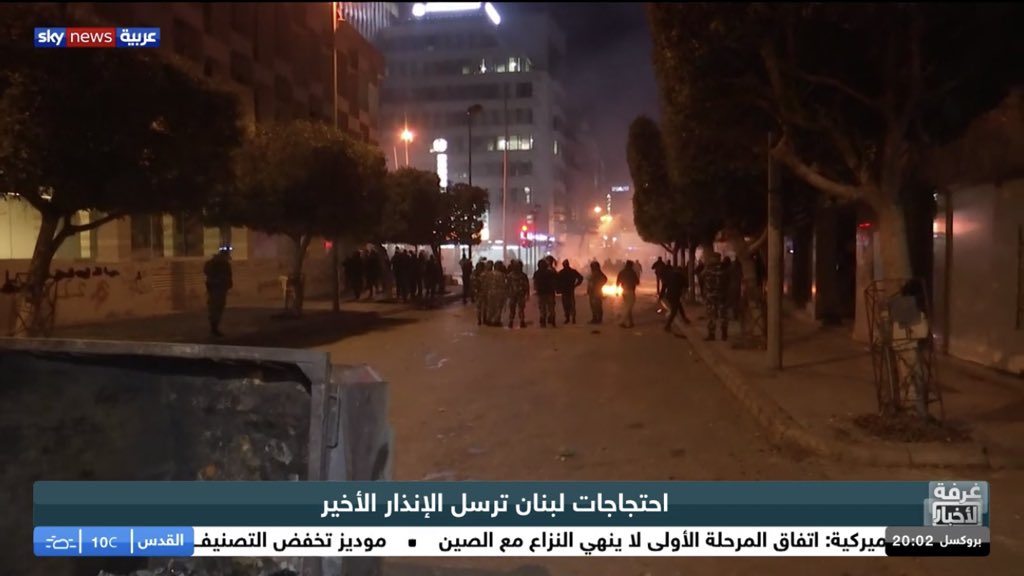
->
[662, 298, 1017, 469]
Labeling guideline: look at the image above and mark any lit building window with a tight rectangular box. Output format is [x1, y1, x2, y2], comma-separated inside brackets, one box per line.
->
[492, 135, 534, 151]
[524, 186, 532, 204]
[553, 140, 559, 155]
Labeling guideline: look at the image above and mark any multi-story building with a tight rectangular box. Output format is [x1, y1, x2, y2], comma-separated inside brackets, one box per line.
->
[337, 1, 399, 41]
[0, 3, 385, 330]
[376, 2, 569, 261]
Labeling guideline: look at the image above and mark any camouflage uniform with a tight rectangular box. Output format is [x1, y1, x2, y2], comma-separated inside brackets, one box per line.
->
[506, 261, 530, 328]
[485, 262, 509, 326]
[473, 261, 489, 326]
[700, 253, 728, 340]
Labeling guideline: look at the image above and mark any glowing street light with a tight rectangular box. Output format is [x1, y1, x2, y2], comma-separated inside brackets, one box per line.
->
[400, 128, 414, 166]
[600, 214, 612, 224]
[593, 205, 602, 214]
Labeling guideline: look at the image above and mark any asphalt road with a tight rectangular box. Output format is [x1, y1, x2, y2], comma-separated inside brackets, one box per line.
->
[319, 290, 1023, 576]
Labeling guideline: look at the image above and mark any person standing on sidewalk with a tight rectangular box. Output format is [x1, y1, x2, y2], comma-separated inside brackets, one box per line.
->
[586, 261, 608, 324]
[616, 260, 640, 329]
[701, 252, 728, 341]
[663, 264, 692, 331]
[556, 259, 584, 324]
[203, 247, 233, 337]
[533, 259, 557, 327]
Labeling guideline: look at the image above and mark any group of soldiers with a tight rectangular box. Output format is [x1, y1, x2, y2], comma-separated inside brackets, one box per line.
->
[460, 253, 607, 329]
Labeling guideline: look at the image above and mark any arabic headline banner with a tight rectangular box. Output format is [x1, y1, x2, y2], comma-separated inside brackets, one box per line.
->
[32, 526, 992, 557]
[33, 481, 990, 528]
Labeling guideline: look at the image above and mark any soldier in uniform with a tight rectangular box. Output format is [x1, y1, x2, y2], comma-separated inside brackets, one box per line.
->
[487, 261, 509, 325]
[700, 252, 728, 341]
[506, 260, 530, 328]
[533, 259, 558, 327]
[203, 246, 233, 337]
[474, 261, 490, 326]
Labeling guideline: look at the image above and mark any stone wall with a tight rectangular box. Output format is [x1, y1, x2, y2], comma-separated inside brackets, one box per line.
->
[0, 256, 334, 335]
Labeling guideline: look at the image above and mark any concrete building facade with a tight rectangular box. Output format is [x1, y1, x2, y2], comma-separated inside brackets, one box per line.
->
[376, 3, 569, 262]
[0, 3, 384, 332]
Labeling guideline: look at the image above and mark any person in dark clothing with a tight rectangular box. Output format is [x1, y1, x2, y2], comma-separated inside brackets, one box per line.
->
[392, 248, 407, 302]
[586, 261, 608, 324]
[663, 265, 692, 331]
[203, 248, 233, 337]
[364, 249, 379, 299]
[459, 251, 473, 304]
[412, 251, 425, 299]
[616, 260, 640, 328]
[555, 259, 584, 324]
[343, 251, 364, 300]
[424, 254, 440, 303]
[652, 257, 668, 300]
[532, 259, 557, 327]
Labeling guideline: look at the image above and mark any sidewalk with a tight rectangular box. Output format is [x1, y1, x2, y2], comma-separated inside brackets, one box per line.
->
[666, 298, 1024, 469]
[53, 293, 461, 348]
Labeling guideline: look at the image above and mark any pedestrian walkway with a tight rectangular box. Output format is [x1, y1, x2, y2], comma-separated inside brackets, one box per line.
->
[668, 299, 1024, 469]
[52, 294, 460, 348]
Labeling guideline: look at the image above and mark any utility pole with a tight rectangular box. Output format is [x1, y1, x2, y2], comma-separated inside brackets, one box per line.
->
[501, 85, 509, 262]
[767, 131, 783, 369]
[330, 3, 342, 313]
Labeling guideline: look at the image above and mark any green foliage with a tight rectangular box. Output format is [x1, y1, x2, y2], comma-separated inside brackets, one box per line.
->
[0, 3, 243, 222]
[381, 168, 444, 246]
[219, 121, 386, 242]
[626, 116, 687, 247]
[443, 183, 489, 246]
[648, 3, 1024, 209]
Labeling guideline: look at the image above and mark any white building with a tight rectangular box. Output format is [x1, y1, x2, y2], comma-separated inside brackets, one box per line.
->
[376, 2, 569, 261]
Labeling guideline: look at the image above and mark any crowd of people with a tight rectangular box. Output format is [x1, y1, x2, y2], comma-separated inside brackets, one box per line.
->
[343, 247, 447, 304]
[459, 253, 645, 329]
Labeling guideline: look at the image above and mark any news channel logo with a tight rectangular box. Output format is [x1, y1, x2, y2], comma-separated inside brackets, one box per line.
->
[33, 27, 160, 48]
[925, 481, 988, 527]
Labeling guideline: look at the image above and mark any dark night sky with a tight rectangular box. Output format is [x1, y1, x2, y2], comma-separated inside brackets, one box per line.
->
[526, 2, 661, 184]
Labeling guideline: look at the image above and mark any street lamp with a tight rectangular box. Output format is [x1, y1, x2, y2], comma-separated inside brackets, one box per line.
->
[466, 104, 482, 186]
[593, 205, 602, 214]
[400, 127, 414, 166]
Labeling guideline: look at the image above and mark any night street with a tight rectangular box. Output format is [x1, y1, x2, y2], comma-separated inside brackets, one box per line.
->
[319, 291, 1024, 576]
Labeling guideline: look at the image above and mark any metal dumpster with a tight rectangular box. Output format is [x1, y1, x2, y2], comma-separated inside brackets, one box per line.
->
[0, 338, 391, 576]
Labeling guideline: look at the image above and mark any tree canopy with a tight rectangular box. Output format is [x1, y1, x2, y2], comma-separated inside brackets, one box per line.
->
[442, 183, 489, 247]
[0, 3, 244, 335]
[648, 3, 1024, 277]
[220, 121, 386, 245]
[627, 116, 687, 251]
[381, 168, 445, 247]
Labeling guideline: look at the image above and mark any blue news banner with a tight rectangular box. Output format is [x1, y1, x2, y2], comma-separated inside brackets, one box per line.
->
[33, 481, 990, 558]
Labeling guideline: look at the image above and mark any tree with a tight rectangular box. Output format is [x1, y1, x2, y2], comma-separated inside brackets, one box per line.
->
[218, 121, 386, 313]
[381, 168, 445, 248]
[443, 183, 489, 259]
[0, 4, 243, 336]
[627, 115, 689, 262]
[649, 3, 1024, 337]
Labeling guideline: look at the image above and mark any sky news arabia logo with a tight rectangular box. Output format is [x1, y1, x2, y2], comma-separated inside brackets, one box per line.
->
[34, 27, 160, 48]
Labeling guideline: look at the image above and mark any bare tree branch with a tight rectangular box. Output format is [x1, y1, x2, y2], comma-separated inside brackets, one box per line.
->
[747, 227, 769, 252]
[771, 135, 864, 201]
[791, 70, 881, 111]
[64, 212, 124, 235]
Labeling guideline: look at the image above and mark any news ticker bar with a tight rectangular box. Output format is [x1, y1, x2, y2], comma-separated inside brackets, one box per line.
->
[33, 526, 989, 558]
[34, 27, 160, 48]
[33, 481, 990, 527]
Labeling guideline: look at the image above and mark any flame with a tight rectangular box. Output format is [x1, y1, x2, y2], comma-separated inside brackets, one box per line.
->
[601, 284, 623, 297]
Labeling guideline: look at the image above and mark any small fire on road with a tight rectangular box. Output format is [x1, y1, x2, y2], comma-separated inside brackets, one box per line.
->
[601, 284, 623, 297]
